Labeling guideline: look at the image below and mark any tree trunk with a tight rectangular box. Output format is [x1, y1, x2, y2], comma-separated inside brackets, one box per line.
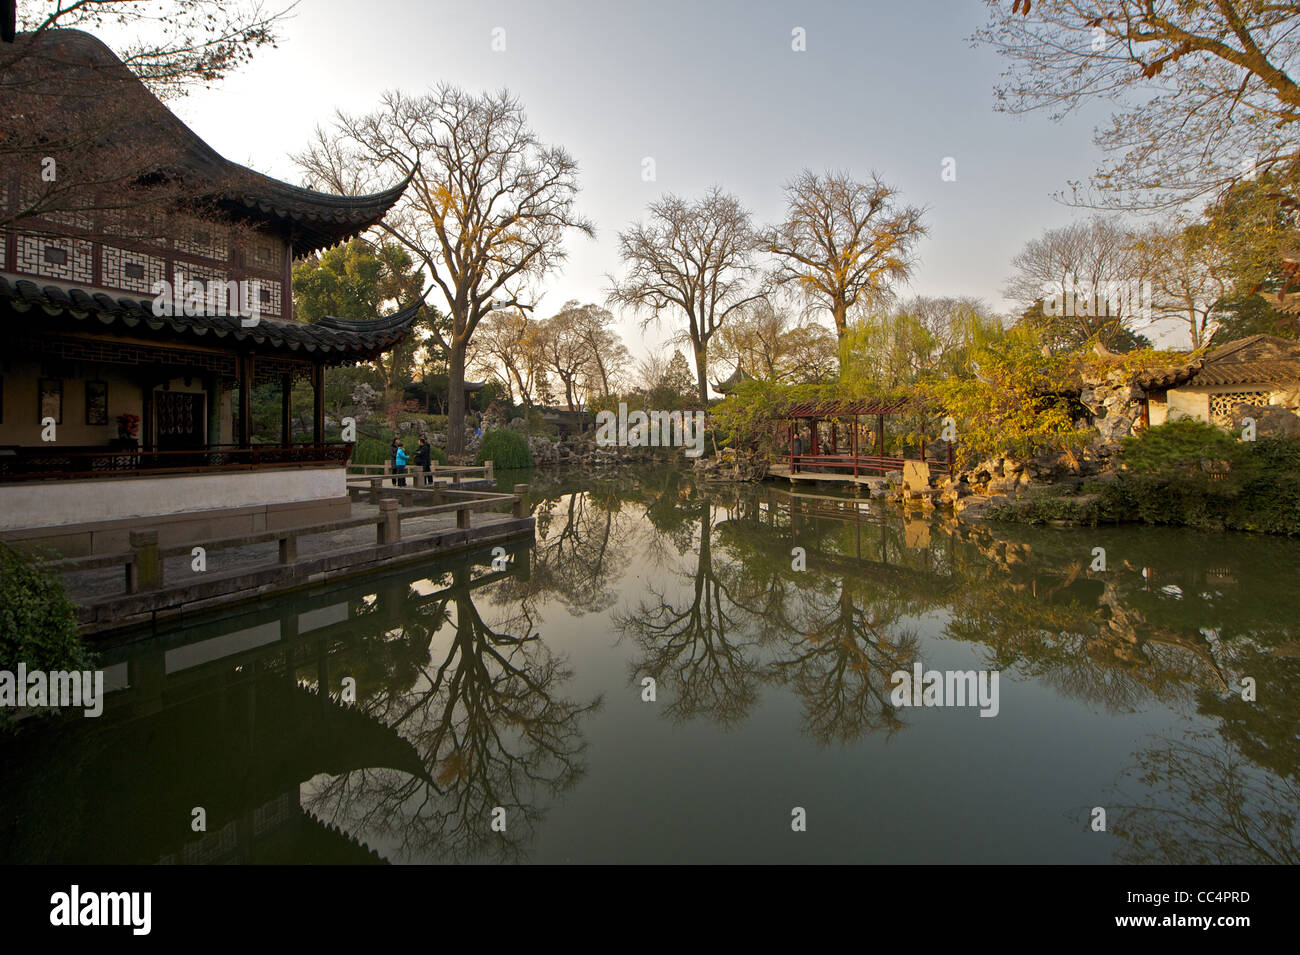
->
[833, 300, 848, 340]
[447, 339, 467, 457]
[694, 340, 709, 406]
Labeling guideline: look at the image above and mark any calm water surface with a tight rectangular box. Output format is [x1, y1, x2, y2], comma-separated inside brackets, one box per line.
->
[2, 468, 1297, 864]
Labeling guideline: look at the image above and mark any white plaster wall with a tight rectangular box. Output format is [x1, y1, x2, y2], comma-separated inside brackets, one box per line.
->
[1166, 388, 1209, 422]
[0, 467, 346, 530]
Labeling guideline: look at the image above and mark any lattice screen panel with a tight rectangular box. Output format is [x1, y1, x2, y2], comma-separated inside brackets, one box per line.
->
[1210, 392, 1269, 426]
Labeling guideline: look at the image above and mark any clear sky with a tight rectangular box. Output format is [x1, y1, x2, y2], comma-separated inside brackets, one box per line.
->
[170, 0, 1118, 354]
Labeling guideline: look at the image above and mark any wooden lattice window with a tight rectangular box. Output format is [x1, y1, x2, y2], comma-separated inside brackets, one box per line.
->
[1210, 391, 1269, 426]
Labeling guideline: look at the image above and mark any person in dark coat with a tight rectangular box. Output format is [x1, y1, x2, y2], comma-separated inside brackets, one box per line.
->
[390, 438, 402, 486]
[415, 435, 433, 486]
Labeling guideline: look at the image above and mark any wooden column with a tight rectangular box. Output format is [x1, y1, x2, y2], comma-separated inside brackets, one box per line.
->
[876, 414, 885, 457]
[312, 362, 324, 446]
[852, 415, 858, 479]
[206, 374, 222, 448]
[238, 354, 252, 449]
[281, 373, 292, 446]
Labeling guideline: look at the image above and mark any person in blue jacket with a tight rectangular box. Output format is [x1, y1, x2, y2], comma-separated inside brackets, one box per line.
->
[394, 440, 408, 487]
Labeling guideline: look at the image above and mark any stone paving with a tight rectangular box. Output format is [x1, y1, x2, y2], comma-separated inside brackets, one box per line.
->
[60, 501, 517, 601]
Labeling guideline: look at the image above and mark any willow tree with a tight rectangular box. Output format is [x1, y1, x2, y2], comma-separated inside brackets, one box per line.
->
[295, 86, 593, 455]
[765, 170, 926, 340]
[608, 188, 765, 405]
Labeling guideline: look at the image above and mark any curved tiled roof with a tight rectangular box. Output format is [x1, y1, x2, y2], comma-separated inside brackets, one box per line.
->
[1192, 359, 1300, 387]
[0, 277, 421, 362]
[713, 365, 754, 394]
[11, 29, 409, 254]
[1191, 334, 1300, 386]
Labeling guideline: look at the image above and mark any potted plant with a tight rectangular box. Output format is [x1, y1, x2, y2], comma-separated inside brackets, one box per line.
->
[113, 413, 140, 449]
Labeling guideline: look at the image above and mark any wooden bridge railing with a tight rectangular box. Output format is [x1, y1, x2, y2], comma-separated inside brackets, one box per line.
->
[785, 453, 950, 477]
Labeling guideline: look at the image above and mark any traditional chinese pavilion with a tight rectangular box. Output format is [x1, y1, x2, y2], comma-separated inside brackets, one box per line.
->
[769, 398, 951, 482]
[0, 29, 417, 544]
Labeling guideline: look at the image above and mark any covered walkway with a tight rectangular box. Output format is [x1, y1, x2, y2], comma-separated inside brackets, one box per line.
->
[771, 399, 952, 482]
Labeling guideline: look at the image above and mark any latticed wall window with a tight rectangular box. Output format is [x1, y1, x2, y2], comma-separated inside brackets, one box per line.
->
[1209, 391, 1269, 426]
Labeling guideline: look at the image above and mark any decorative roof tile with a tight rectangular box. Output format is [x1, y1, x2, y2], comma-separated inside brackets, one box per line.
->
[0, 277, 420, 363]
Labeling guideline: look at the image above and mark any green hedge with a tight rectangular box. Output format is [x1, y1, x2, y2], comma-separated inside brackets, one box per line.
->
[476, 428, 533, 469]
[0, 541, 91, 676]
[988, 428, 1300, 535]
[1118, 419, 1246, 473]
[988, 459, 1300, 536]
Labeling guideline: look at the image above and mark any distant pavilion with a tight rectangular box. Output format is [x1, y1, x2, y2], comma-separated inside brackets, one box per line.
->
[768, 398, 952, 483]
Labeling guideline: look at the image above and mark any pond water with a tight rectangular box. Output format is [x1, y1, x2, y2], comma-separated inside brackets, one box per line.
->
[2, 468, 1297, 864]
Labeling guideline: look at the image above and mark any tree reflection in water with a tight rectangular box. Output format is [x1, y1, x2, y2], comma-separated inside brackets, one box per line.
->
[11, 471, 1297, 864]
[305, 562, 601, 863]
[170, 474, 1300, 862]
[1108, 732, 1299, 864]
[616, 498, 762, 727]
[605, 476, 1299, 862]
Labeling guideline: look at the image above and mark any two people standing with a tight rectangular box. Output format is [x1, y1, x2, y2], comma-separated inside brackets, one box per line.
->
[391, 435, 434, 487]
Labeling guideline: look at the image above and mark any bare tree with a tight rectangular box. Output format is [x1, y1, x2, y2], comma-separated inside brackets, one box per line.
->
[633, 351, 670, 394]
[714, 298, 838, 383]
[469, 308, 545, 407]
[976, 1, 1300, 209]
[535, 303, 592, 412]
[779, 321, 840, 384]
[1131, 223, 1231, 348]
[568, 303, 630, 398]
[765, 169, 927, 339]
[8, 0, 288, 98]
[607, 187, 765, 404]
[1004, 217, 1145, 347]
[714, 298, 791, 381]
[295, 86, 594, 456]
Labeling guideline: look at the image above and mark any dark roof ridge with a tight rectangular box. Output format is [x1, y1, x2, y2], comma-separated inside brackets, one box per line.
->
[0, 277, 416, 362]
[1206, 333, 1299, 363]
